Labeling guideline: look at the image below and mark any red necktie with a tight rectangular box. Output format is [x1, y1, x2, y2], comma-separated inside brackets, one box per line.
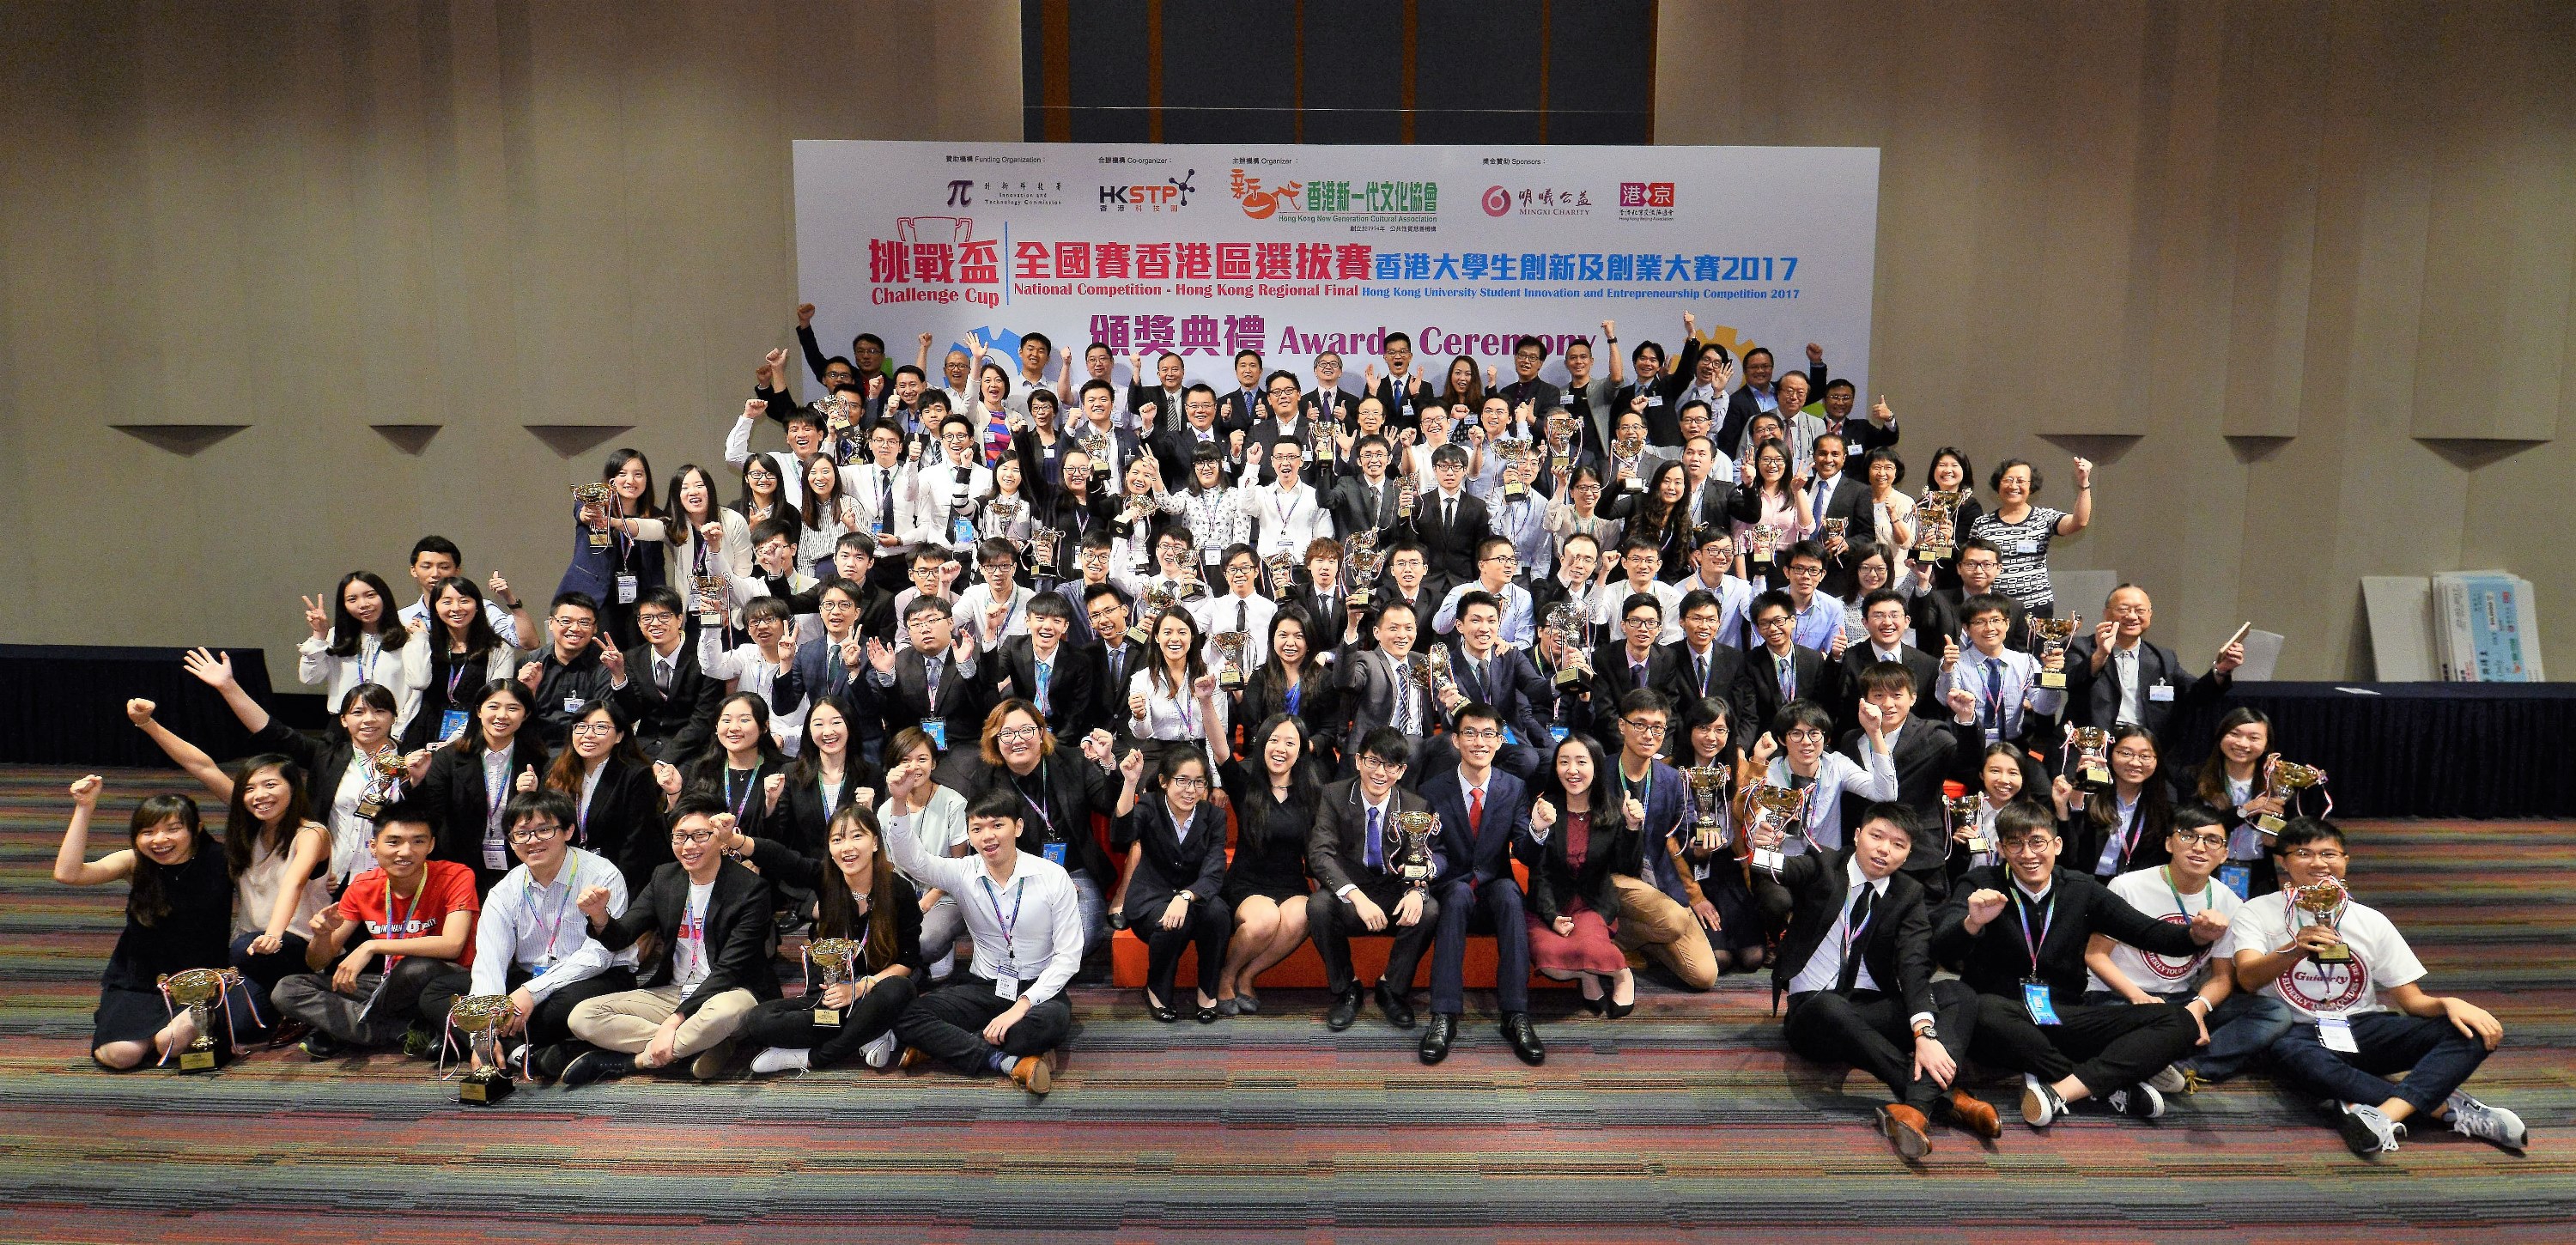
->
[1468, 786, 1484, 835]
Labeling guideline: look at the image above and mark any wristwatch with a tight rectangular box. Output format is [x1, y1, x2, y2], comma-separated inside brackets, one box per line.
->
[1915, 1022, 1938, 1041]
[1176, 889, 1195, 903]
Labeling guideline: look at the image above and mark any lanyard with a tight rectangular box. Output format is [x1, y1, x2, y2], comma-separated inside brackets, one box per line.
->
[725, 762, 761, 821]
[358, 636, 380, 688]
[1839, 885, 1876, 964]
[977, 873, 1026, 970]
[526, 852, 580, 964]
[2011, 890, 2056, 980]
[1018, 761, 1056, 841]
[445, 651, 469, 701]
[2161, 865, 2201, 919]
[381, 870, 428, 967]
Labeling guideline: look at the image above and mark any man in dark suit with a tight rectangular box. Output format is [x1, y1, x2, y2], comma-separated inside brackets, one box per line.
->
[1215, 349, 1267, 439]
[1804, 432, 1877, 599]
[1407, 444, 1490, 584]
[1931, 802, 2230, 1129]
[558, 792, 779, 1086]
[2063, 585, 2243, 738]
[1367, 331, 1438, 434]
[1839, 588, 1941, 732]
[1911, 537, 2030, 657]
[1594, 590, 1679, 753]
[1681, 429, 1761, 535]
[1298, 353, 1359, 434]
[1752, 804, 1994, 1158]
[1735, 589, 1840, 737]
[1335, 602, 1437, 776]
[990, 594, 1100, 744]
[1659, 587, 1750, 723]
[784, 579, 884, 717]
[1308, 727, 1445, 1034]
[1613, 319, 1715, 446]
[1151, 384, 1231, 489]
[1843, 660, 1980, 901]
[1494, 335, 1563, 424]
[1067, 386, 1155, 497]
[1081, 584, 1154, 749]
[764, 543, 899, 645]
[1418, 704, 1544, 1066]
[1326, 435, 1404, 539]
[1423, 592, 1553, 780]
[1371, 542, 1444, 644]
[1126, 349, 1190, 438]
[853, 597, 993, 752]
[615, 588, 722, 762]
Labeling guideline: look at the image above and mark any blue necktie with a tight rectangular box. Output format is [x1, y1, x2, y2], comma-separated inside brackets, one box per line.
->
[1364, 807, 1383, 870]
[1036, 659, 1052, 714]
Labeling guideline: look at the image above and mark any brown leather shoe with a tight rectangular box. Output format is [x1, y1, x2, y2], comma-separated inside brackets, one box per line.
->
[898, 1047, 929, 1072]
[1945, 1088, 2002, 1139]
[1008, 1054, 1053, 1095]
[1879, 1104, 1933, 1160]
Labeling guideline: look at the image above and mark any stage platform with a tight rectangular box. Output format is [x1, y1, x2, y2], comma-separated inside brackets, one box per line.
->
[3, 767, 2569, 1242]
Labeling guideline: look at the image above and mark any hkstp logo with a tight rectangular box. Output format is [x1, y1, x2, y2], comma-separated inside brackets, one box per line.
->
[1481, 185, 1511, 216]
[1619, 181, 1676, 209]
[1099, 168, 1198, 212]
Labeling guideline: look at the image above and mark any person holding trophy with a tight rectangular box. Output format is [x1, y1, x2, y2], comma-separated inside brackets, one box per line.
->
[1112, 747, 1232, 1023]
[54, 778, 242, 1072]
[734, 803, 923, 1075]
[1418, 703, 1546, 1066]
[1599, 689, 1722, 989]
[1934, 594, 2066, 750]
[2186, 708, 2287, 898]
[1752, 804, 1995, 1159]
[1306, 727, 1445, 1035]
[2221, 818, 2524, 1156]
[2051, 725, 2175, 881]
[1192, 544, 1277, 683]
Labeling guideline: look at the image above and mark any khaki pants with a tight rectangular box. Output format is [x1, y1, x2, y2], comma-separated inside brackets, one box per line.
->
[566, 984, 758, 1057]
[1611, 874, 1718, 991]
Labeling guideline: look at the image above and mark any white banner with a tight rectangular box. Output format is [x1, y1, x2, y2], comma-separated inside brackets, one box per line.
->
[793, 141, 1878, 401]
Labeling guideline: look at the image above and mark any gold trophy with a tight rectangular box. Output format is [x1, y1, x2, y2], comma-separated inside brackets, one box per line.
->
[2291, 877, 2353, 963]
[1346, 540, 1384, 611]
[356, 747, 406, 820]
[1214, 631, 1249, 689]
[158, 967, 243, 1072]
[1132, 584, 1176, 647]
[1916, 489, 1960, 562]
[1396, 477, 1418, 520]
[447, 994, 518, 1103]
[987, 497, 1024, 541]
[806, 938, 861, 1026]
[1312, 424, 1336, 466]
[1822, 517, 1848, 544]
[1392, 811, 1440, 891]
[1945, 793, 1990, 855]
[2068, 726, 2113, 793]
[1078, 430, 1111, 466]
[694, 574, 726, 627]
[1747, 525, 1783, 566]
[1546, 604, 1589, 689]
[1544, 412, 1576, 480]
[1741, 785, 1808, 873]
[2257, 757, 2328, 835]
[1030, 526, 1062, 572]
[569, 483, 614, 550]
[1424, 644, 1459, 707]
[1685, 765, 1729, 853]
[2030, 615, 2079, 689]
[1498, 438, 1534, 501]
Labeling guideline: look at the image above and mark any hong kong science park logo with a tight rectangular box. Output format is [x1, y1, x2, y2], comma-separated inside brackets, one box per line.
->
[1099, 168, 1197, 213]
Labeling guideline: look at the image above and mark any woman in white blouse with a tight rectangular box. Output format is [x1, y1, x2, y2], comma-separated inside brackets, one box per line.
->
[660, 463, 755, 636]
[298, 571, 416, 727]
[1127, 603, 1233, 789]
[876, 726, 969, 979]
[794, 455, 862, 576]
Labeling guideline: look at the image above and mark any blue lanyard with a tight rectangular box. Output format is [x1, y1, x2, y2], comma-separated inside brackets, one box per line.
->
[726, 762, 761, 820]
[2012, 890, 2056, 979]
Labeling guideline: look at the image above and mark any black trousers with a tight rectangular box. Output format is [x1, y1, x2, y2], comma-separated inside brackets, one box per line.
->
[416, 964, 639, 1053]
[1127, 893, 1232, 1004]
[1309, 878, 1441, 999]
[739, 975, 919, 1066]
[891, 978, 1073, 1076]
[1783, 980, 1981, 1110]
[1966, 992, 2198, 1096]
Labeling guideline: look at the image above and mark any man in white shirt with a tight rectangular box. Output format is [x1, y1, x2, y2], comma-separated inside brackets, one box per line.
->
[912, 415, 993, 551]
[1935, 594, 2067, 747]
[1753, 701, 1899, 853]
[886, 790, 1078, 1094]
[1674, 530, 1756, 647]
[1237, 440, 1329, 562]
[1192, 550, 1277, 677]
[952, 539, 1036, 647]
[2220, 819, 2523, 1156]
[726, 400, 831, 509]
[1431, 537, 1535, 647]
[1592, 538, 1685, 646]
[2081, 802, 2288, 1092]
[416, 791, 638, 1082]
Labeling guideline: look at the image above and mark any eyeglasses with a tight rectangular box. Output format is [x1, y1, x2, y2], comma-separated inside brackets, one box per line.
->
[670, 830, 721, 847]
[1784, 728, 1826, 742]
[1358, 755, 1405, 773]
[635, 611, 677, 626]
[1455, 727, 1502, 741]
[570, 722, 617, 737]
[509, 824, 564, 843]
[551, 616, 594, 629]
[2000, 837, 2055, 854]
[2172, 832, 2228, 849]
[1623, 616, 1659, 628]
[1480, 555, 1519, 567]
[1620, 718, 1667, 736]
[2285, 848, 2348, 863]
[995, 725, 1042, 744]
[1755, 616, 1794, 630]
[1786, 564, 1825, 579]
[1167, 774, 1209, 789]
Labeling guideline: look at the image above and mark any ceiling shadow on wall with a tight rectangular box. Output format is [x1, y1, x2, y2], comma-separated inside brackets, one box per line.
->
[2414, 437, 2549, 471]
[111, 424, 250, 457]
[2036, 433, 2142, 467]
[2223, 434, 2293, 465]
[371, 425, 442, 455]
[524, 425, 635, 458]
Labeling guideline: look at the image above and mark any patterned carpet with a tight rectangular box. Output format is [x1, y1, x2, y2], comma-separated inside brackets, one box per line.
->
[3, 766, 2569, 1243]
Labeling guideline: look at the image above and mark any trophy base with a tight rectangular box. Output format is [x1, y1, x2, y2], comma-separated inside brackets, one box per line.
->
[1752, 554, 1772, 565]
[355, 799, 383, 820]
[1218, 671, 1244, 690]
[1126, 626, 1152, 647]
[2255, 814, 2287, 836]
[698, 612, 726, 628]
[1347, 592, 1372, 611]
[1967, 838, 1993, 855]
[1504, 484, 1526, 501]
[459, 1072, 514, 1105]
[2082, 765, 2111, 786]
[813, 1008, 842, 1028]
[587, 533, 611, 550]
[2309, 947, 2353, 965]
[1752, 848, 1784, 873]
[1553, 669, 1583, 689]
[2037, 673, 2068, 689]
[178, 1048, 217, 1072]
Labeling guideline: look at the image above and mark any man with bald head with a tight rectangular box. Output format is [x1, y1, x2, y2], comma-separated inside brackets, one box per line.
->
[2063, 584, 2245, 738]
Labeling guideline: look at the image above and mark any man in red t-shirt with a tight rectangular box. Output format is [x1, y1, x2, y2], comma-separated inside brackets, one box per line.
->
[270, 803, 479, 1059]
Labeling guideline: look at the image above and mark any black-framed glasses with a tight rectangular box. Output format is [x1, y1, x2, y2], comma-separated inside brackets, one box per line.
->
[995, 725, 1042, 744]
[1620, 718, 1667, 736]
[671, 829, 721, 847]
[1167, 774, 1209, 789]
[509, 823, 564, 843]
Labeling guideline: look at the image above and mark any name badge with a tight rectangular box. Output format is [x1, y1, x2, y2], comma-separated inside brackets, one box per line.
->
[2148, 683, 2176, 702]
[438, 709, 471, 742]
[2216, 864, 2251, 900]
[993, 974, 1018, 1001]
[1546, 725, 1570, 744]
[1042, 842, 1067, 865]
[484, 838, 509, 870]
[616, 574, 638, 604]
[2015, 539, 2039, 555]
[563, 696, 586, 715]
[1202, 547, 1222, 566]
[2022, 981, 2062, 1025]
[1643, 393, 1663, 408]
[1501, 726, 1522, 746]
[2317, 1016, 2360, 1054]
[920, 718, 948, 751]
[951, 516, 977, 544]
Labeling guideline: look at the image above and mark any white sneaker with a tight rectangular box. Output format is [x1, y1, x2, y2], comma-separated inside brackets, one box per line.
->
[2336, 1102, 2405, 1156]
[749, 1047, 811, 1076]
[2020, 1074, 2066, 1128]
[2147, 1063, 2187, 1096]
[860, 1030, 901, 1070]
[2445, 1090, 2527, 1151]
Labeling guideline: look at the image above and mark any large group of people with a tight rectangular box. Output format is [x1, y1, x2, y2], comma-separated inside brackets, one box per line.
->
[52, 310, 2524, 1162]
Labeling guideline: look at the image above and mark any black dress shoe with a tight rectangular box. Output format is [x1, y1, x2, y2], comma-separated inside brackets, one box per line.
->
[1145, 991, 1180, 1023]
[1196, 1004, 1221, 1024]
[1374, 981, 1417, 1030]
[531, 1042, 583, 1083]
[1604, 997, 1636, 1020]
[1502, 1011, 1545, 1066]
[1418, 1012, 1456, 1065]
[1325, 989, 1361, 1031]
[560, 1051, 635, 1090]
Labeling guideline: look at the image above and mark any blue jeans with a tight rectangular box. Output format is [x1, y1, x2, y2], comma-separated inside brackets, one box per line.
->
[2268, 1011, 2489, 1116]
[2079, 989, 2294, 1083]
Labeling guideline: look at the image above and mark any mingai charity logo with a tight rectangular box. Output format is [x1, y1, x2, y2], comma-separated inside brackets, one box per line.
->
[1618, 181, 1676, 220]
[1485, 185, 1593, 218]
[1232, 167, 1438, 222]
[1099, 168, 1197, 213]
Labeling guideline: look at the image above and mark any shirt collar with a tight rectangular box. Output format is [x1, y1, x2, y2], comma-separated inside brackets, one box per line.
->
[1843, 854, 1888, 896]
[2014, 875, 2053, 904]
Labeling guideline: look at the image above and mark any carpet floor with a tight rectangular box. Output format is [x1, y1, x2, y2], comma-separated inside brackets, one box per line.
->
[3, 766, 2568, 1242]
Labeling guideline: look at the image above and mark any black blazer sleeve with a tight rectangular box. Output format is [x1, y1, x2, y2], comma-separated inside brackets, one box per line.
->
[747, 833, 828, 894]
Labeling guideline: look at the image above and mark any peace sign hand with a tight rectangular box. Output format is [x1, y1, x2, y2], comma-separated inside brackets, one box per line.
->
[302, 595, 331, 638]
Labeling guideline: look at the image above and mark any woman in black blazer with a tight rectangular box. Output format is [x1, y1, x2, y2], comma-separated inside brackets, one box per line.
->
[1113, 748, 1232, 1023]
[542, 699, 665, 893]
[407, 678, 550, 895]
[732, 803, 924, 1073]
[2054, 724, 2175, 881]
[764, 695, 888, 858]
[1030, 443, 1117, 584]
[1518, 735, 1640, 1017]
[1230, 605, 1342, 777]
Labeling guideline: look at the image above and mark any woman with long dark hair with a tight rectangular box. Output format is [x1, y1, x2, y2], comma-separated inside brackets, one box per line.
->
[656, 692, 792, 847]
[733, 803, 924, 1074]
[1666, 694, 1765, 972]
[541, 699, 662, 890]
[296, 570, 414, 730]
[762, 695, 887, 861]
[795, 453, 861, 577]
[2055, 725, 2175, 880]
[406, 677, 550, 894]
[1733, 440, 1813, 588]
[875, 726, 969, 981]
[1618, 460, 1696, 582]
[664, 462, 756, 634]
[54, 778, 240, 1070]
[1233, 607, 1340, 774]
[1125, 603, 1231, 784]
[1214, 714, 1321, 1014]
[397, 575, 522, 750]
[2188, 706, 2285, 897]
[1113, 746, 1231, 1023]
[1521, 736, 1638, 1017]
[562, 446, 671, 650]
